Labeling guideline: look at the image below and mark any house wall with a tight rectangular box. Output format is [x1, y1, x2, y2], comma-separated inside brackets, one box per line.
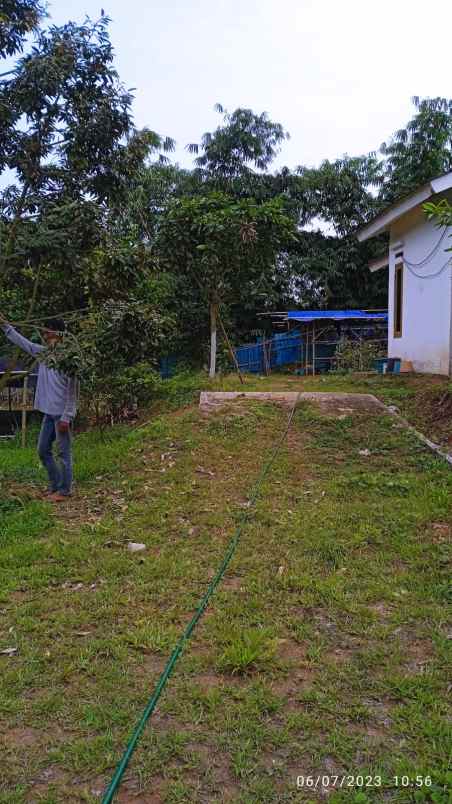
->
[388, 205, 452, 375]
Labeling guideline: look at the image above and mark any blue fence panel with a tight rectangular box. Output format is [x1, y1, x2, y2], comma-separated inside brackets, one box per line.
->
[159, 356, 177, 379]
[234, 330, 303, 373]
[272, 330, 302, 367]
[235, 343, 265, 373]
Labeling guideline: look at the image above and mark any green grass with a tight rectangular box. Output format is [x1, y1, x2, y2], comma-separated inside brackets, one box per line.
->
[0, 372, 451, 803]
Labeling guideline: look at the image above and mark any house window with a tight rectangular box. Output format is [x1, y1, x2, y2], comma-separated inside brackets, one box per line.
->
[394, 261, 403, 338]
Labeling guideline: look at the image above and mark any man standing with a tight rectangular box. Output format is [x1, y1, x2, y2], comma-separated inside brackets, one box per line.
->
[0, 315, 78, 501]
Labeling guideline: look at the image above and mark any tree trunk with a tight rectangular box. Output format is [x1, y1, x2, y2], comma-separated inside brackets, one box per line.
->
[209, 300, 218, 378]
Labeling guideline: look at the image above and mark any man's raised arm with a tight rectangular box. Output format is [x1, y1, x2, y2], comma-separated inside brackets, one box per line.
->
[0, 315, 45, 356]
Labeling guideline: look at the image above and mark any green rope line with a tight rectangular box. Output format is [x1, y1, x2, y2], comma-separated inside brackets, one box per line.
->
[101, 394, 302, 803]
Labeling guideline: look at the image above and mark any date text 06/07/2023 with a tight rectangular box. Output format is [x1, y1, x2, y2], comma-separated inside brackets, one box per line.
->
[296, 774, 433, 790]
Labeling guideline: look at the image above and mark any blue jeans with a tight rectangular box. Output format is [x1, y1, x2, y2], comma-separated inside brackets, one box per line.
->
[37, 415, 73, 495]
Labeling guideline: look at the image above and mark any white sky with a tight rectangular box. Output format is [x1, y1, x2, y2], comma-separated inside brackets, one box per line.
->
[10, 0, 452, 170]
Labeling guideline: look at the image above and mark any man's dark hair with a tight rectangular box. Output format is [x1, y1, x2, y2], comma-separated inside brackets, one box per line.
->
[43, 318, 66, 333]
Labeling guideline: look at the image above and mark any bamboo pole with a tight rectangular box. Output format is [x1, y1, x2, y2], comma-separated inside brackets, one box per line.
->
[21, 376, 28, 449]
[217, 310, 245, 385]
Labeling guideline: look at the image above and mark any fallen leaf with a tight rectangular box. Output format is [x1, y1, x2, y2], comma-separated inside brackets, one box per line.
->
[0, 647, 17, 656]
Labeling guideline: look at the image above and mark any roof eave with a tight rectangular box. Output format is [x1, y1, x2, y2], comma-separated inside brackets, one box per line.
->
[357, 170, 452, 242]
[368, 255, 389, 272]
[357, 185, 432, 242]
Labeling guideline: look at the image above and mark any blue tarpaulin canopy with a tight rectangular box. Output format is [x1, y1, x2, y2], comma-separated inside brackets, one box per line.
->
[287, 310, 388, 323]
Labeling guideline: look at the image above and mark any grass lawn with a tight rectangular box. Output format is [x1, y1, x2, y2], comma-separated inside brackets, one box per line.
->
[0, 372, 451, 803]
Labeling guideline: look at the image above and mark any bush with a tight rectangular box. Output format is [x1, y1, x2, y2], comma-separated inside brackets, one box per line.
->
[39, 299, 174, 424]
[100, 363, 163, 422]
[334, 337, 386, 372]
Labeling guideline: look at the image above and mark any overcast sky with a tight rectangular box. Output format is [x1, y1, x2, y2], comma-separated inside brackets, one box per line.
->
[18, 0, 452, 170]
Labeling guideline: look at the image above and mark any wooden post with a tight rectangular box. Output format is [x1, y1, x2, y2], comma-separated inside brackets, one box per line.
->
[209, 301, 217, 378]
[21, 375, 28, 448]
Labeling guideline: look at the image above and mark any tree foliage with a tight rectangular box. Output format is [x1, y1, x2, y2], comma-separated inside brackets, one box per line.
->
[187, 105, 289, 188]
[0, 0, 45, 58]
[424, 198, 452, 230]
[380, 97, 452, 203]
[156, 192, 297, 373]
[2, 0, 451, 401]
[297, 155, 383, 237]
[0, 5, 175, 410]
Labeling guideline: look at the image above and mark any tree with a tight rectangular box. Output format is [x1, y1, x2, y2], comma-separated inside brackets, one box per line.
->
[297, 155, 383, 237]
[0, 11, 176, 284]
[157, 192, 297, 376]
[0, 7, 177, 308]
[282, 230, 387, 309]
[0, 7, 175, 410]
[0, 0, 45, 58]
[187, 104, 289, 190]
[258, 155, 387, 313]
[380, 96, 452, 203]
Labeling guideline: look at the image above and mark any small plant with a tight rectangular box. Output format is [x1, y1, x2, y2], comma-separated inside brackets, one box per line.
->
[217, 628, 276, 675]
[126, 622, 178, 653]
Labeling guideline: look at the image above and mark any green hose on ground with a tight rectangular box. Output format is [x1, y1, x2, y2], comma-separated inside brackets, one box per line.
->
[102, 394, 301, 803]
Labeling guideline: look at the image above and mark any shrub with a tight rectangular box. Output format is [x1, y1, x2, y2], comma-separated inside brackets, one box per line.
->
[334, 337, 386, 372]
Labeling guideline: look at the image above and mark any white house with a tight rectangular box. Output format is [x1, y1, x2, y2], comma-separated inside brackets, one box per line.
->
[357, 172, 452, 376]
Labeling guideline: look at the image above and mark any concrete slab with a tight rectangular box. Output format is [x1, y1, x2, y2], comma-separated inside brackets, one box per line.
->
[199, 391, 385, 415]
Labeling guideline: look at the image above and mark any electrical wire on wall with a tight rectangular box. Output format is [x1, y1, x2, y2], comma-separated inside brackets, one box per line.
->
[402, 226, 449, 268]
[394, 225, 452, 280]
[404, 255, 452, 280]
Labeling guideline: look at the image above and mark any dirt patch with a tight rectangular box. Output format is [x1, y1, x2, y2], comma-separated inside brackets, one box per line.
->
[429, 521, 451, 543]
[350, 722, 389, 745]
[397, 636, 435, 673]
[134, 653, 167, 680]
[116, 784, 165, 804]
[190, 672, 224, 690]
[277, 638, 309, 668]
[324, 646, 357, 664]
[27, 764, 70, 799]
[361, 698, 393, 728]
[221, 575, 245, 591]
[4, 727, 42, 747]
[271, 669, 315, 701]
[368, 601, 394, 620]
[406, 385, 452, 446]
